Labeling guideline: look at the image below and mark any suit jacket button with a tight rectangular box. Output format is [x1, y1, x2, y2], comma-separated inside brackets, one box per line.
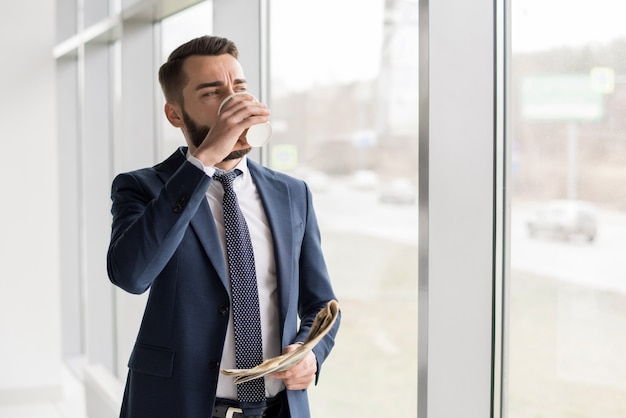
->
[173, 194, 189, 213]
[219, 305, 229, 316]
[209, 361, 220, 369]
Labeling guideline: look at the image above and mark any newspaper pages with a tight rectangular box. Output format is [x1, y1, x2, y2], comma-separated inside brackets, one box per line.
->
[220, 300, 340, 384]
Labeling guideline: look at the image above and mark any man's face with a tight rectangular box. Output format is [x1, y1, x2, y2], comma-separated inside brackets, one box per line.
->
[175, 54, 251, 158]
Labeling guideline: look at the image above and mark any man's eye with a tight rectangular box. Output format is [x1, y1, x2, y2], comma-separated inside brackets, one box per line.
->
[202, 90, 219, 97]
[235, 87, 248, 93]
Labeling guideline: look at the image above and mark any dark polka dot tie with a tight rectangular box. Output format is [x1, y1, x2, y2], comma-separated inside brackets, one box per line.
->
[213, 169, 266, 409]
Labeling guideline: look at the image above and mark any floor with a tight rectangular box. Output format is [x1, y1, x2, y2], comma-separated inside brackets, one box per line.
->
[0, 367, 87, 418]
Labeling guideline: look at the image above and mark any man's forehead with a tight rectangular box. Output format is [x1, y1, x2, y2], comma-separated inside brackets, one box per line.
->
[183, 54, 245, 80]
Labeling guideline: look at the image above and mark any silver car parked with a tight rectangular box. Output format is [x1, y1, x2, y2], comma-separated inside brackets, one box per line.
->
[526, 200, 598, 242]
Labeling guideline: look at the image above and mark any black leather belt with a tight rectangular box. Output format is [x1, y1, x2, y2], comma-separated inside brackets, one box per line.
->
[213, 392, 283, 418]
[213, 404, 263, 418]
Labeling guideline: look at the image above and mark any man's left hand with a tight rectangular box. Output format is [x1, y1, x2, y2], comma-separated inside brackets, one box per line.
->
[269, 344, 317, 390]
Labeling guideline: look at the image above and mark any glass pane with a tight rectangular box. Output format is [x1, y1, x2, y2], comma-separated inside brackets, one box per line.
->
[269, 1, 418, 416]
[509, 1, 626, 417]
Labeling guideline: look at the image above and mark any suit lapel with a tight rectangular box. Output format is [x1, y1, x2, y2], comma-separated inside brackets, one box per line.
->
[248, 161, 294, 321]
[156, 147, 229, 288]
[190, 201, 229, 288]
[154, 151, 292, 304]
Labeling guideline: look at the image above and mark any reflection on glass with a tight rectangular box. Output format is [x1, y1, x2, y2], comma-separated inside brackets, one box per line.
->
[510, 1, 626, 416]
[270, 0, 418, 416]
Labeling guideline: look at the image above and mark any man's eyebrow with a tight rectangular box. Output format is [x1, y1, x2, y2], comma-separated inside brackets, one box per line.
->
[194, 79, 247, 91]
[195, 81, 223, 91]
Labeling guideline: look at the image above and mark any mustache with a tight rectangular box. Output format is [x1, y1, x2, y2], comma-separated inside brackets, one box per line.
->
[222, 148, 251, 161]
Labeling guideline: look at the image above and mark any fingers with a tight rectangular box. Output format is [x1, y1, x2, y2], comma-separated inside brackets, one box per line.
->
[191, 95, 270, 165]
[219, 96, 270, 127]
[269, 347, 317, 391]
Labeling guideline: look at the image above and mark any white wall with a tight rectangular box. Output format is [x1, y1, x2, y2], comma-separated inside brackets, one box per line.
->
[0, 0, 63, 403]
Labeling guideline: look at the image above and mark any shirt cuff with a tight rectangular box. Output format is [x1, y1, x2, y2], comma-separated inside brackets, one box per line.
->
[187, 154, 217, 177]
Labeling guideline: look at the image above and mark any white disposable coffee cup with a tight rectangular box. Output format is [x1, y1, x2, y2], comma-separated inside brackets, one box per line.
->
[217, 92, 272, 147]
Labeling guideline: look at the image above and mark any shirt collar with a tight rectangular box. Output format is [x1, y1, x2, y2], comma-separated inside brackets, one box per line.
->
[233, 156, 250, 181]
[185, 147, 249, 181]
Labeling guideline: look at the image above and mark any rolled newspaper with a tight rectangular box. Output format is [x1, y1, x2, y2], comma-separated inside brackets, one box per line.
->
[221, 299, 340, 384]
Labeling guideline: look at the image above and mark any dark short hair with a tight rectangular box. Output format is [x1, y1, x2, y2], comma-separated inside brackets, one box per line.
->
[158, 35, 239, 104]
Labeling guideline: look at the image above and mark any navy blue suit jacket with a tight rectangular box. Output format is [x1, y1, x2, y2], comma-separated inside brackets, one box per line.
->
[107, 147, 340, 417]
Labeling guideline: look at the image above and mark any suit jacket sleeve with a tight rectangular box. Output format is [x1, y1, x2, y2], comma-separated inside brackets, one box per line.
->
[107, 160, 211, 294]
[293, 183, 341, 380]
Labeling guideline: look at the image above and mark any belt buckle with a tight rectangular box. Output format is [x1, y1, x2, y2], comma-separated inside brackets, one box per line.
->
[225, 406, 243, 418]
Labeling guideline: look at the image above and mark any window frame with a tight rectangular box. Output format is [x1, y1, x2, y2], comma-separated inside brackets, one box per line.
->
[418, 0, 508, 417]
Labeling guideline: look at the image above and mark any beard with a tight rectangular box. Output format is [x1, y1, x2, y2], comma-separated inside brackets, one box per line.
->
[181, 108, 251, 162]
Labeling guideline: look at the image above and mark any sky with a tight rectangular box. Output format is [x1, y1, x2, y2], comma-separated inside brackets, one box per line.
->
[269, 0, 387, 90]
[512, 0, 626, 52]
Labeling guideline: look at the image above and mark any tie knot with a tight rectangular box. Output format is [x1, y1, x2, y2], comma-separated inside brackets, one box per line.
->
[213, 169, 242, 190]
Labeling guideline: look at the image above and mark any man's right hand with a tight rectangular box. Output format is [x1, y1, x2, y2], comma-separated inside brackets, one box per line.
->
[193, 94, 270, 167]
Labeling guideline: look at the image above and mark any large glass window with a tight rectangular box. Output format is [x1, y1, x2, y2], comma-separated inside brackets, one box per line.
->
[269, 1, 418, 415]
[508, 1, 626, 416]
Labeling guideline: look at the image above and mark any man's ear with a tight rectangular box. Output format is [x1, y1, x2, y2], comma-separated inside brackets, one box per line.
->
[164, 102, 183, 128]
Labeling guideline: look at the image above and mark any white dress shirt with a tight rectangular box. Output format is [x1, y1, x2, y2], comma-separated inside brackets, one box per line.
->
[187, 153, 284, 399]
